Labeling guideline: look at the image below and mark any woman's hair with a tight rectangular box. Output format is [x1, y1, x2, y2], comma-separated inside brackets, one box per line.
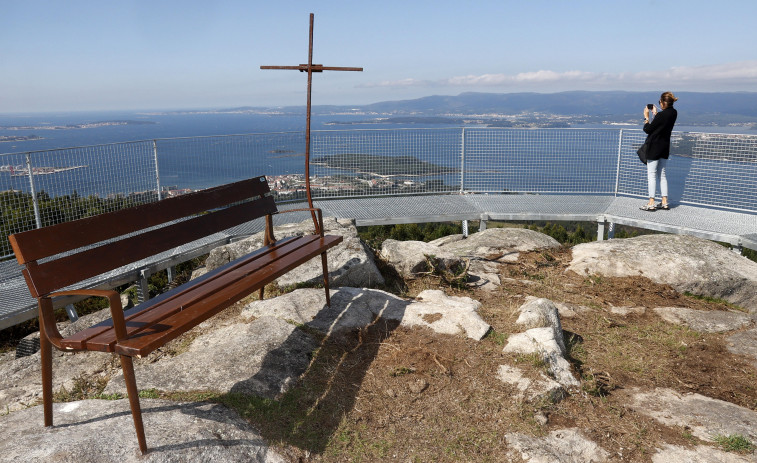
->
[660, 91, 678, 107]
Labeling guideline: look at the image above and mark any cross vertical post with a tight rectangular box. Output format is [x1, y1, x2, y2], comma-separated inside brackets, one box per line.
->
[261, 13, 362, 233]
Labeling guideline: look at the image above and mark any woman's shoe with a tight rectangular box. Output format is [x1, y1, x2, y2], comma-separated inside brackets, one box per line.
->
[657, 203, 670, 210]
[640, 204, 657, 211]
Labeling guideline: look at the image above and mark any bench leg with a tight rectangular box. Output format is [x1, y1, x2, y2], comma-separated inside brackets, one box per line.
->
[39, 320, 53, 427]
[321, 251, 331, 307]
[259, 287, 264, 301]
[120, 355, 148, 454]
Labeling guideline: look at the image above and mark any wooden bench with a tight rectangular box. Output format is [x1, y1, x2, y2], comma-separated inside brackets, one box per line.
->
[9, 176, 343, 454]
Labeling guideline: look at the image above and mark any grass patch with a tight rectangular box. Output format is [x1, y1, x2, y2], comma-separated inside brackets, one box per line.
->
[683, 292, 746, 312]
[712, 434, 755, 453]
[484, 328, 507, 346]
[53, 374, 111, 402]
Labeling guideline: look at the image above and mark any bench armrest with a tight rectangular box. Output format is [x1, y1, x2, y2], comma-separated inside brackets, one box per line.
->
[47, 289, 128, 342]
[265, 207, 324, 243]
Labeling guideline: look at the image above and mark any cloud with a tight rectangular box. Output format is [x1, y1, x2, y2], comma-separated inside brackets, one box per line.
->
[361, 61, 757, 91]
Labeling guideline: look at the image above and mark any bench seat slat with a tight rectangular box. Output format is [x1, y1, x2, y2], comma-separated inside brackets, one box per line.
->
[82, 235, 322, 351]
[115, 234, 342, 357]
[59, 235, 314, 351]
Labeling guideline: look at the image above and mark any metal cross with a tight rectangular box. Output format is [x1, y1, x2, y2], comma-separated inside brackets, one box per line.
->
[261, 13, 363, 223]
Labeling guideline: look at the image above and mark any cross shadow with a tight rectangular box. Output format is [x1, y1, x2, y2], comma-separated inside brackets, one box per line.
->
[225, 287, 407, 454]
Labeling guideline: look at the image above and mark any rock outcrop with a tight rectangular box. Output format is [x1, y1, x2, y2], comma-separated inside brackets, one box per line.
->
[105, 316, 318, 399]
[569, 234, 757, 313]
[440, 227, 560, 260]
[653, 307, 753, 333]
[727, 327, 757, 369]
[497, 364, 567, 403]
[0, 399, 285, 463]
[624, 387, 757, 443]
[505, 428, 609, 463]
[502, 298, 580, 388]
[379, 239, 463, 279]
[242, 287, 491, 341]
[381, 227, 560, 286]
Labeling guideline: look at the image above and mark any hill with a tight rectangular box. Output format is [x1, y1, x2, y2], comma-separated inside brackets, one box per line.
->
[308, 91, 757, 126]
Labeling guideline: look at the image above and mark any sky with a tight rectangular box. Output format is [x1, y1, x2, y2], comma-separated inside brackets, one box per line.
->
[2, 0, 756, 113]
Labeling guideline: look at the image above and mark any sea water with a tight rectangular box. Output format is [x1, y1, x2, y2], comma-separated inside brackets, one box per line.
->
[0, 110, 753, 200]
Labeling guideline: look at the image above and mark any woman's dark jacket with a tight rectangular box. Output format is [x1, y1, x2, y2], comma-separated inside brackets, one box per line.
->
[643, 107, 677, 161]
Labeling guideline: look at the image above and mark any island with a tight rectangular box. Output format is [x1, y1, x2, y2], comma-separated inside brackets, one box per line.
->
[312, 153, 457, 177]
[0, 135, 42, 143]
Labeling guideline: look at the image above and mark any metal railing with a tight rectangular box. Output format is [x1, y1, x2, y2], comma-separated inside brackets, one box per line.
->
[3, 128, 757, 260]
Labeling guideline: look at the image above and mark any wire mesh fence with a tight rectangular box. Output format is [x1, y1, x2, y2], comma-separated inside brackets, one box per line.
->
[462, 128, 620, 194]
[153, 132, 305, 195]
[3, 127, 757, 259]
[616, 129, 757, 212]
[0, 141, 156, 258]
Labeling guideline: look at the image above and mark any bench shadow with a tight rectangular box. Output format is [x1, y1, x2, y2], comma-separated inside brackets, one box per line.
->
[225, 287, 407, 455]
[53, 401, 280, 454]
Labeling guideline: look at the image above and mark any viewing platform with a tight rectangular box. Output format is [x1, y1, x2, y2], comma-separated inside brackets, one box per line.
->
[2, 127, 756, 330]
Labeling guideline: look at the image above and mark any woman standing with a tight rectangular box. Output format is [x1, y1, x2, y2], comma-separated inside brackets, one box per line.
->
[640, 91, 678, 211]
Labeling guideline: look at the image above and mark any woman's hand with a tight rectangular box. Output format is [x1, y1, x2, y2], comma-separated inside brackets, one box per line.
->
[643, 106, 650, 120]
[652, 105, 658, 116]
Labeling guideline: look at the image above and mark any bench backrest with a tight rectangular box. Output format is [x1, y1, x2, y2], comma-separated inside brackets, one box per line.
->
[10, 176, 276, 299]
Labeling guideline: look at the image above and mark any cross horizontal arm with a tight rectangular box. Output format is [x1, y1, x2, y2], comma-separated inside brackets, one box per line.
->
[260, 65, 363, 72]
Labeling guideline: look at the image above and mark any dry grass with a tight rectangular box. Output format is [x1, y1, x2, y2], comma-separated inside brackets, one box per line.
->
[229, 246, 757, 462]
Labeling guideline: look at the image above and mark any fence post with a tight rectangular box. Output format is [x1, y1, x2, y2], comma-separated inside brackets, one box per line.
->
[153, 140, 162, 200]
[460, 128, 469, 237]
[614, 129, 623, 196]
[25, 153, 42, 229]
[459, 127, 466, 193]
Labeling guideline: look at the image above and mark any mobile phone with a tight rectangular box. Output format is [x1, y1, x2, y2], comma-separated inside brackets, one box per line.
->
[647, 104, 654, 110]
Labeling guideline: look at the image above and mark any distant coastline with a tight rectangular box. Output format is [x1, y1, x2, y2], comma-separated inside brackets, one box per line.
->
[0, 120, 156, 131]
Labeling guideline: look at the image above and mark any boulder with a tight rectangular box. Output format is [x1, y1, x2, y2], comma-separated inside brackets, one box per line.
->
[466, 259, 502, 291]
[514, 298, 566, 353]
[654, 307, 753, 333]
[440, 227, 561, 260]
[205, 217, 384, 288]
[379, 239, 463, 279]
[726, 327, 757, 369]
[497, 364, 567, 403]
[569, 235, 757, 313]
[381, 227, 560, 284]
[624, 387, 757, 443]
[652, 444, 754, 463]
[551, 301, 592, 319]
[503, 328, 580, 388]
[105, 316, 318, 399]
[428, 234, 465, 247]
[243, 287, 491, 341]
[0, 399, 285, 462]
[505, 428, 609, 463]
[503, 298, 579, 388]
[609, 305, 646, 316]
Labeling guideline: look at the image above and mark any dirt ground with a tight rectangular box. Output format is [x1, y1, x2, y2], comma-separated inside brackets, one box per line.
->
[254, 247, 757, 462]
